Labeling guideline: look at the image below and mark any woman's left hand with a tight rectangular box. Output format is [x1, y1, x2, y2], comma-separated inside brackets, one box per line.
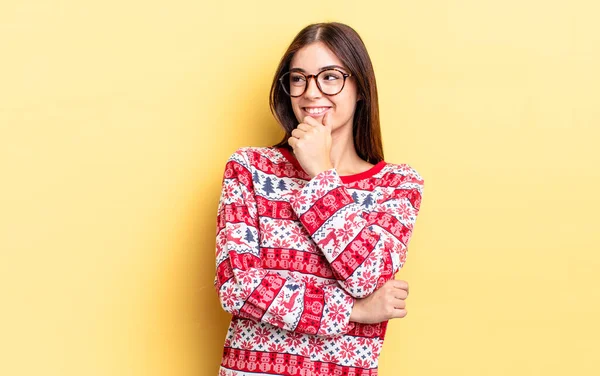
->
[350, 279, 410, 324]
[288, 113, 334, 178]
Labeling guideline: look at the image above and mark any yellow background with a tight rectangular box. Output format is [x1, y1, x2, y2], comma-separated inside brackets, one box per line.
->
[1, 0, 599, 375]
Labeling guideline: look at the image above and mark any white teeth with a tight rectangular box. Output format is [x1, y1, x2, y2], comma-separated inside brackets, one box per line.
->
[305, 107, 329, 114]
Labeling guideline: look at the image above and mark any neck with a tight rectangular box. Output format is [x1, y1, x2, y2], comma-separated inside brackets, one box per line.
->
[329, 123, 370, 174]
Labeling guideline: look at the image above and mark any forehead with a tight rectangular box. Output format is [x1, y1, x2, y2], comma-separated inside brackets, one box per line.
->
[289, 42, 346, 72]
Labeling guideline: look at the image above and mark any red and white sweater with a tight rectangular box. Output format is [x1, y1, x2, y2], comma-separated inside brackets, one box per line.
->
[214, 146, 424, 376]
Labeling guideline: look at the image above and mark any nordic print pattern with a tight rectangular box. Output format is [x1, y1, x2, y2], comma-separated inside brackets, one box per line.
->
[215, 146, 424, 376]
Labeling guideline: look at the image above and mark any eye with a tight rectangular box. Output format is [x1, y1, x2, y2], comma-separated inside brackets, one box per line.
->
[321, 70, 342, 81]
[290, 74, 306, 83]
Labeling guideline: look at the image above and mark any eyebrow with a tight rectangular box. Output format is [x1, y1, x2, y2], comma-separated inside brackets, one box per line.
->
[289, 65, 347, 73]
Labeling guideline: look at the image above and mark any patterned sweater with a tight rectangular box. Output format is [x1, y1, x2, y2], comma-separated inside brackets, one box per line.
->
[214, 146, 424, 376]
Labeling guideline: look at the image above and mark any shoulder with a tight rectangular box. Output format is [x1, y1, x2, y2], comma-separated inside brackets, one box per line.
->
[378, 162, 424, 193]
[377, 162, 424, 210]
[225, 146, 286, 170]
[380, 161, 424, 183]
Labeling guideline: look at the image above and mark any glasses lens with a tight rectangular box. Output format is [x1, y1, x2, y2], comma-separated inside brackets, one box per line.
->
[280, 72, 306, 97]
[317, 69, 345, 95]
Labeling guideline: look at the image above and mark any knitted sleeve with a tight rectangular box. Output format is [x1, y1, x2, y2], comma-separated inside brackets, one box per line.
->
[214, 148, 356, 337]
[289, 165, 424, 298]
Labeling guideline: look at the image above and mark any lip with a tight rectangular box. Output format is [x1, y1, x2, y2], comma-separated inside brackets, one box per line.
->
[302, 106, 332, 116]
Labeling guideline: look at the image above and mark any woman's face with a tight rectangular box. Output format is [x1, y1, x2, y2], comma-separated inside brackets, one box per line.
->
[288, 41, 360, 131]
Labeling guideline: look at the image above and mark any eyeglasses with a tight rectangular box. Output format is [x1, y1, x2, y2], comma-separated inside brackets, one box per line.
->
[278, 68, 352, 97]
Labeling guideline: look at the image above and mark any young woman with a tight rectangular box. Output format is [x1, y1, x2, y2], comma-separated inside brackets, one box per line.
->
[214, 22, 424, 376]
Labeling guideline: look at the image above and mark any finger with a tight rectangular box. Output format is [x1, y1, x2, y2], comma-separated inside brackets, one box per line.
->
[386, 279, 401, 289]
[392, 279, 409, 291]
[303, 116, 321, 127]
[288, 137, 297, 148]
[322, 112, 331, 129]
[391, 309, 407, 319]
[291, 128, 306, 139]
[392, 299, 406, 309]
[393, 289, 408, 300]
[296, 123, 313, 132]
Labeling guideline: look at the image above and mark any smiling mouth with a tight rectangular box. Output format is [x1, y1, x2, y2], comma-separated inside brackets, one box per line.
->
[302, 107, 331, 115]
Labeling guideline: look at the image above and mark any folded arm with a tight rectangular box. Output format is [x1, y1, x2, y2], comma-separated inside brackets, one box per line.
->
[289, 166, 424, 298]
[214, 148, 357, 337]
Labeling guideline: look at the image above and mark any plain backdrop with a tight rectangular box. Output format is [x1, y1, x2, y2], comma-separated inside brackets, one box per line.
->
[1, 1, 599, 375]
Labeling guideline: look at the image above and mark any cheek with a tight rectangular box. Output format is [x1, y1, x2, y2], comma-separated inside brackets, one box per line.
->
[288, 99, 300, 120]
[334, 85, 358, 115]
[332, 95, 357, 118]
[292, 102, 303, 122]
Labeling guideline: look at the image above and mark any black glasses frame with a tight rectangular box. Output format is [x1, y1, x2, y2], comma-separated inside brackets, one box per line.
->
[278, 68, 352, 97]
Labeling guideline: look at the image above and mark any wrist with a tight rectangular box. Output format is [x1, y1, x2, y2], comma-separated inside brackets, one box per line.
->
[308, 163, 335, 179]
[350, 299, 363, 322]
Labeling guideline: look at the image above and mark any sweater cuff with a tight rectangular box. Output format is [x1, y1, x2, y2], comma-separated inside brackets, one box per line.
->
[289, 168, 354, 234]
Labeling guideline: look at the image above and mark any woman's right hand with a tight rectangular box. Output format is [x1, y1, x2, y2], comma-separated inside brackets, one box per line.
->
[350, 279, 409, 324]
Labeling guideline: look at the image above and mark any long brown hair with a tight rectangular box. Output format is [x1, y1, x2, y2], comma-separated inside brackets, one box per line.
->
[269, 22, 384, 163]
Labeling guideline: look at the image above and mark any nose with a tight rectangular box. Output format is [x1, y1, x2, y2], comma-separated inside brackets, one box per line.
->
[304, 75, 322, 98]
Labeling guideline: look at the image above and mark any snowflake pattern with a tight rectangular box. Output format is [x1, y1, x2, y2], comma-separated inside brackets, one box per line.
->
[215, 146, 424, 376]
